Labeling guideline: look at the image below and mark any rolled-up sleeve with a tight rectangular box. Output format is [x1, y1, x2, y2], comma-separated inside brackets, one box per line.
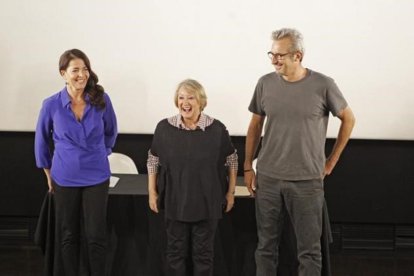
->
[34, 100, 53, 169]
[225, 151, 238, 171]
[103, 94, 118, 155]
[147, 150, 159, 175]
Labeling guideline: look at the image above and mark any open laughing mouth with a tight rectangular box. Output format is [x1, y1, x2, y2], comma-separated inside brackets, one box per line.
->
[182, 107, 192, 114]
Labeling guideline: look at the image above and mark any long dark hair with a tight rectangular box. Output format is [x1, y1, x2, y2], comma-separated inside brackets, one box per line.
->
[59, 49, 105, 109]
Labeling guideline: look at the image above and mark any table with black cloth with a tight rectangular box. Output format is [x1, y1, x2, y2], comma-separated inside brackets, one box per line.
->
[34, 174, 332, 276]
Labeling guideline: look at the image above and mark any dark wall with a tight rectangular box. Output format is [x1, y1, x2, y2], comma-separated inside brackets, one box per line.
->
[1, 131, 413, 224]
[323, 139, 414, 224]
[0, 132, 46, 217]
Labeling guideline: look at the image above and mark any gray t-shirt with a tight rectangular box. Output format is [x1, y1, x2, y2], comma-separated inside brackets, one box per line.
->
[249, 69, 348, 180]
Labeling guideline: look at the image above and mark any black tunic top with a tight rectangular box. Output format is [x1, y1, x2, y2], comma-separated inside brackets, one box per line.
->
[151, 119, 235, 221]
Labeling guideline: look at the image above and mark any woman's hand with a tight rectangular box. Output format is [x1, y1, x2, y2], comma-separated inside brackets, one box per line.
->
[149, 190, 159, 213]
[47, 178, 54, 193]
[148, 173, 159, 213]
[225, 191, 235, 212]
[43, 168, 54, 193]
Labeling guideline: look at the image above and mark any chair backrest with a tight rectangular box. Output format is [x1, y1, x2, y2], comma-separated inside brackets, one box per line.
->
[108, 152, 139, 174]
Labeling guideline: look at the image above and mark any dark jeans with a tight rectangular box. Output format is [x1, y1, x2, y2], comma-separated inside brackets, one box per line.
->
[255, 173, 324, 276]
[165, 218, 218, 276]
[53, 179, 109, 276]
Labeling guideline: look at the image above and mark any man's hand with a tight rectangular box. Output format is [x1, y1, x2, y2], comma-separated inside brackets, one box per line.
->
[244, 170, 257, 197]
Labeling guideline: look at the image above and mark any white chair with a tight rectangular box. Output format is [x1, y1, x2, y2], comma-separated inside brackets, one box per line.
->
[108, 152, 139, 174]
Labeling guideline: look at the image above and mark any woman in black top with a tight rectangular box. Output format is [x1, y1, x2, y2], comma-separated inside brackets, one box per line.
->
[147, 79, 238, 276]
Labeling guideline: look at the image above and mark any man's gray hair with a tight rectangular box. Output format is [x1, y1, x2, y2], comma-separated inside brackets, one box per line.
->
[271, 28, 305, 55]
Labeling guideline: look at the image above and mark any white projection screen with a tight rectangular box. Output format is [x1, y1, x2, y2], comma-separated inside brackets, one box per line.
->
[1, 0, 413, 139]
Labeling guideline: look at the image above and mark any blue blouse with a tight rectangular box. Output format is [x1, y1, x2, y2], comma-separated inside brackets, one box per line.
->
[34, 87, 118, 187]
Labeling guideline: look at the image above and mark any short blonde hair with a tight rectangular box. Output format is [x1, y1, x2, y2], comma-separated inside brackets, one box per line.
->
[174, 79, 207, 111]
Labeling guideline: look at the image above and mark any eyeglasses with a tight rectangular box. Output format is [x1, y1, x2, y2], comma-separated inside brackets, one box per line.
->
[267, 51, 292, 60]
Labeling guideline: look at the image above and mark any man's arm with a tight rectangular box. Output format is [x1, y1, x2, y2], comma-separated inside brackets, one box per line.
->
[244, 113, 265, 195]
[325, 106, 356, 177]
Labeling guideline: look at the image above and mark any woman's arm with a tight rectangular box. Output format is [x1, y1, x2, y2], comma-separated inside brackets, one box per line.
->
[103, 94, 118, 155]
[147, 150, 160, 213]
[225, 167, 237, 212]
[148, 173, 159, 213]
[43, 168, 54, 193]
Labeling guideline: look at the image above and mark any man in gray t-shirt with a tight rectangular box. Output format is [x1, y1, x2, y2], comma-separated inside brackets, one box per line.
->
[244, 28, 355, 276]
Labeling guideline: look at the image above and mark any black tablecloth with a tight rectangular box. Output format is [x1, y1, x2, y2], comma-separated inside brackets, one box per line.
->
[35, 174, 332, 276]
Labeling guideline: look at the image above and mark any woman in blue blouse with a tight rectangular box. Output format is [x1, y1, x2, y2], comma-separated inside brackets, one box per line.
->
[34, 49, 117, 276]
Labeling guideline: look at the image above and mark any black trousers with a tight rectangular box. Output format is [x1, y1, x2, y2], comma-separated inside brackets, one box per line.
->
[165, 218, 218, 276]
[53, 179, 109, 276]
